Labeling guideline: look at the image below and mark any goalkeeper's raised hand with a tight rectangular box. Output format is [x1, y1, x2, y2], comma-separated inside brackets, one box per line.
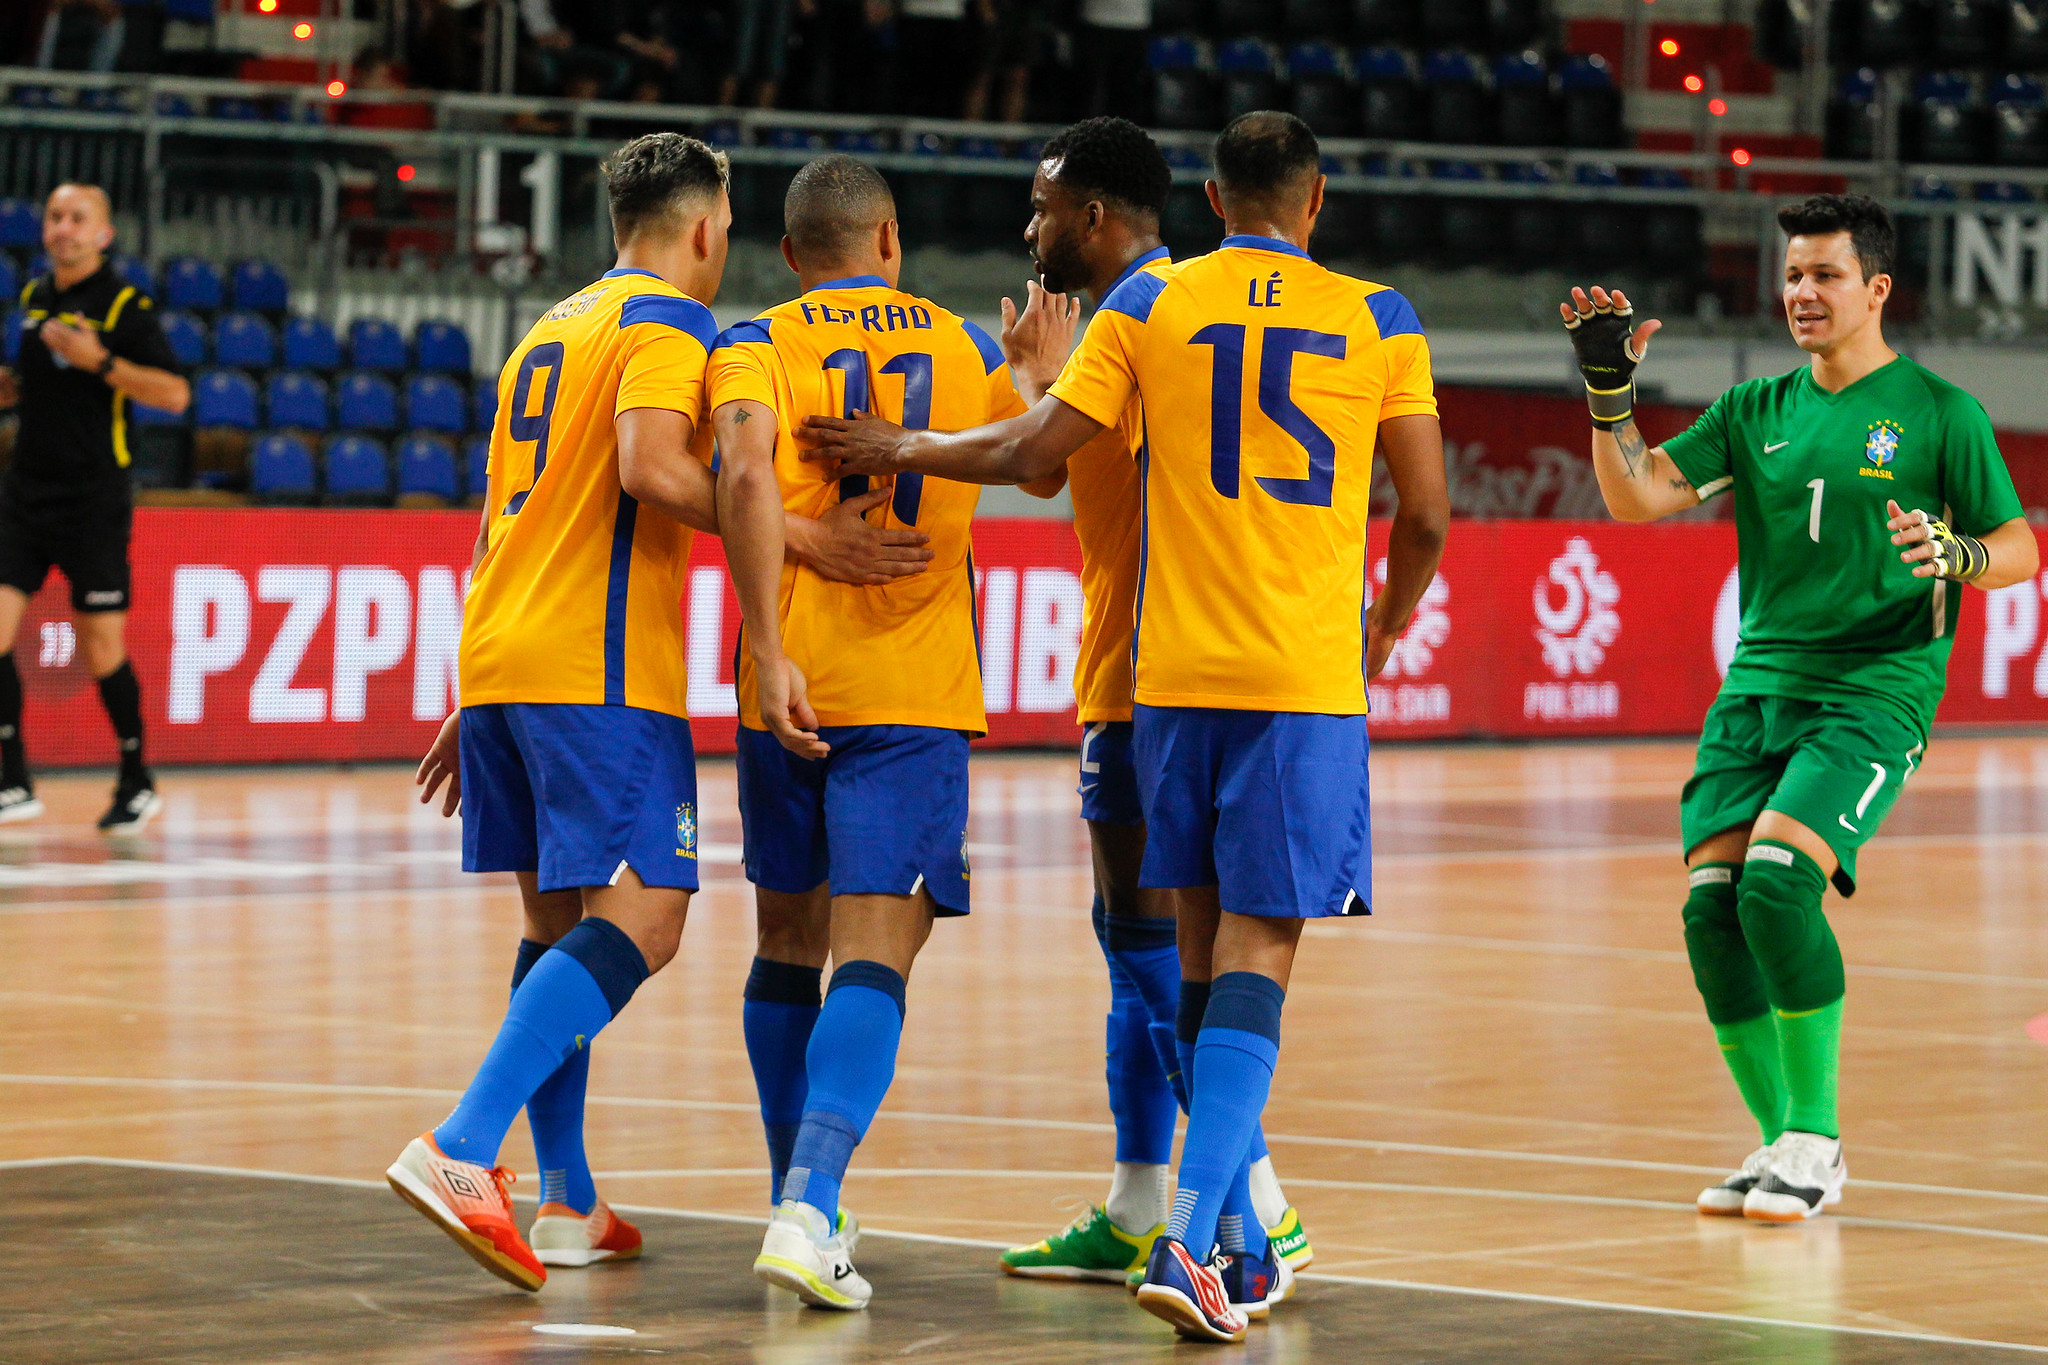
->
[1560, 285, 1662, 430]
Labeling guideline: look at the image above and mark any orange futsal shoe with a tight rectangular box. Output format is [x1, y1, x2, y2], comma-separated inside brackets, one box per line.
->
[531, 1198, 643, 1267]
[385, 1133, 546, 1291]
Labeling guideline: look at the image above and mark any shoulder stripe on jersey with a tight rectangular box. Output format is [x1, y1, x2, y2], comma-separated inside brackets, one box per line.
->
[620, 293, 716, 351]
[960, 318, 1006, 375]
[103, 285, 137, 331]
[1102, 270, 1167, 323]
[713, 318, 773, 350]
[1365, 288, 1423, 339]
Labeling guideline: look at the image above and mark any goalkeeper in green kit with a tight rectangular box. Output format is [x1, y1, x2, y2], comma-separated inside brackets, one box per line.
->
[1562, 193, 2038, 1222]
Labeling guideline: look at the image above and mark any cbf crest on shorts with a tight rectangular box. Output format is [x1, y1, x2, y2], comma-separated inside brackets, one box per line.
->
[676, 803, 697, 860]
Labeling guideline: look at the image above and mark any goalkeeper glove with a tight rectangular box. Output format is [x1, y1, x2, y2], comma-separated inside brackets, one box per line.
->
[1907, 510, 1992, 582]
[1564, 294, 1644, 430]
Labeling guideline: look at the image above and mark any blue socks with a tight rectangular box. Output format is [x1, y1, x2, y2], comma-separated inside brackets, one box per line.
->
[1168, 972, 1284, 1260]
[508, 938, 598, 1215]
[1094, 897, 1179, 1165]
[433, 918, 649, 1169]
[783, 961, 906, 1228]
[743, 956, 824, 1204]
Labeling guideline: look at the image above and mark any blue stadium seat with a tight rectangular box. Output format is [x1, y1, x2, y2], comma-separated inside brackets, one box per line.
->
[1422, 0, 1486, 46]
[1283, 0, 1347, 37]
[1359, 46, 1425, 140]
[265, 370, 331, 431]
[412, 319, 471, 375]
[2016, 0, 2048, 66]
[251, 433, 318, 505]
[282, 315, 340, 371]
[192, 369, 260, 429]
[396, 433, 461, 504]
[473, 378, 499, 433]
[1828, 66, 1883, 159]
[1289, 43, 1356, 138]
[0, 256, 15, 306]
[231, 258, 290, 313]
[212, 311, 277, 369]
[76, 88, 130, 116]
[405, 373, 468, 434]
[336, 370, 399, 432]
[159, 311, 208, 370]
[463, 434, 491, 502]
[163, 257, 224, 312]
[1495, 51, 1558, 147]
[154, 93, 195, 117]
[1425, 50, 1492, 144]
[324, 435, 392, 505]
[209, 96, 266, 121]
[347, 317, 408, 372]
[1934, 0, 1998, 61]
[1907, 71, 1988, 163]
[1354, 0, 1418, 42]
[1150, 37, 1219, 131]
[1561, 54, 1623, 149]
[1219, 40, 1283, 126]
[112, 255, 154, 296]
[2, 312, 19, 366]
[1995, 75, 2048, 167]
[0, 199, 36, 250]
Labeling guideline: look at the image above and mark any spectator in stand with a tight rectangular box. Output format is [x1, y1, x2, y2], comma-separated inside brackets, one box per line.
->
[963, 0, 1031, 123]
[788, 0, 891, 115]
[407, 0, 484, 92]
[339, 47, 436, 129]
[35, 0, 124, 72]
[720, 0, 793, 108]
[896, 0, 973, 117]
[519, 0, 634, 98]
[1077, 0, 1150, 123]
[3, 1, 53, 69]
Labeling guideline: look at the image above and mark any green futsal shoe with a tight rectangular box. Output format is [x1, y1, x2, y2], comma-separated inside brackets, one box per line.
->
[1266, 1206, 1313, 1271]
[1000, 1206, 1159, 1282]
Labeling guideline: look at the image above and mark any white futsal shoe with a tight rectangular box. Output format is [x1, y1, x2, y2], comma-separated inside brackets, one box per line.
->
[1697, 1145, 1774, 1216]
[754, 1200, 871, 1310]
[0, 783, 42, 823]
[1744, 1131, 1846, 1223]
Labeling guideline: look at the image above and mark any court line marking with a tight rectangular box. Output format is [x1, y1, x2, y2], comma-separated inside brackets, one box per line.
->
[7, 1155, 2044, 1356]
[7, 1073, 2048, 1209]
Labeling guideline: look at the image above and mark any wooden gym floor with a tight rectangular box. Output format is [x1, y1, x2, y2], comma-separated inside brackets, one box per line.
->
[2, 739, 2047, 1362]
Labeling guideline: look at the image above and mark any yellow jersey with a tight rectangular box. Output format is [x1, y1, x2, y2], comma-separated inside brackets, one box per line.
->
[1048, 235, 1436, 715]
[1066, 247, 1170, 724]
[708, 275, 1027, 734]
[459, 267, 716, 718]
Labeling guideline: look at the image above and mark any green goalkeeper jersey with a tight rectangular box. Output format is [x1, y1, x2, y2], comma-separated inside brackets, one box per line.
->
[1663, 355, 2025, 734]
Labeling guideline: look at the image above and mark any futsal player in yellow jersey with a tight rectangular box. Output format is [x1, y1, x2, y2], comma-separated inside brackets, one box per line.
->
[805, 112, 1452, 1341]
[703, 155, 1038, 1310]
[987, 117, 1312, 1290]
[384, 134, 819, 1293]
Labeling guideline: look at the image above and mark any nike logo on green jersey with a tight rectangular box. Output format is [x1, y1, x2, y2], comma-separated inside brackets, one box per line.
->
[1765, 440, 1790, 452]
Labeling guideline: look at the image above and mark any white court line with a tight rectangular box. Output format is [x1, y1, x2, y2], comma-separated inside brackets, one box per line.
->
[7, 1155, 2045, 1356]
[9, 1072, 2048, 1209]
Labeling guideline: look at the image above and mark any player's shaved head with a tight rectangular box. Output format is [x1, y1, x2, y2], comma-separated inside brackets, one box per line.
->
[1212, 111, 1319, 214]
[603, 132, 729, 246]
[784, 155, 896, 265]
[44, 181, 115, 272]
[47, 182, 111, 222]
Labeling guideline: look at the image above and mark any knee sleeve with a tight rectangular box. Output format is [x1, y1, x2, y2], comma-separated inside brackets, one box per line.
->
[1680, 862, 1771, 1026]
[1736, 842, 1843, 1013]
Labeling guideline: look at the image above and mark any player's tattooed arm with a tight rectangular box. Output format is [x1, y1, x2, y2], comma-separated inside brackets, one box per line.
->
[1589, 419, 1697, 522]
[1564, 285, 1697, 522]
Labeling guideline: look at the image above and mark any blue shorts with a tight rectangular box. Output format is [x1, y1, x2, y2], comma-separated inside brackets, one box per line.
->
[735, 723, 972, 916]
[1133, 704, 1371, 919]
[1079, 721, 1143, 826]
[460, 702, 700, 895]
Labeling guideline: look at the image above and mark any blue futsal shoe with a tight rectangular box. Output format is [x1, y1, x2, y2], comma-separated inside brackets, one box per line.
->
[1135, 1235, 1248, 1343]
[1221, 1246, 1294, 1318]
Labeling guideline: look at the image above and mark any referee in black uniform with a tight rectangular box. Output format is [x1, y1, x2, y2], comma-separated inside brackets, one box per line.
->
[0, 184, 189, 832]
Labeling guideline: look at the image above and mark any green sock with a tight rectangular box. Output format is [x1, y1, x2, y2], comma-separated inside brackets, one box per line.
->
[1713, 1013, 1787, 1144]
[1775, 998, 1843, 1139]
[1736, 841, 1845, 1141]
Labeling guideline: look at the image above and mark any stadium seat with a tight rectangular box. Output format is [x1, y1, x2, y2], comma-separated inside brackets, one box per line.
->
[473, 378, 499, 434]
[2012, 0, 2048, 66]
[251, 433, 318, 505]
[396, 433, 461, 507]
[1561, 55, 1624, 149]
[336, 371, 400, 433]
[230, 258, 290, 314]
[324, 435, 392, 506]
[1993, 75, 2048, 167]
[1220, 40, 1284, 125]
[1755, 0, 1806, 66]
[1906, 72, 1988, 163]
[265, 371, 331, 432]
[111, 255, 153, 296]
[0, 256, 15, 306]
[1358, 46, 1425, 140]
[282, 315, 341, 371]
[1644, 205, 1705, 270]
[1421, 0, 1486, 47]
[1507, 197, 1568, 268]
[463, 434, 491, 504]
[1314, 189, 1370, 256]
[1425, 50, 1493, 145]
[958, 139, 1026, 250]
[1210, 0, 1269, 33]
[1432, 162, 1498, 263]
[1354, 0, 1419, 43]
[1152, 0, 1212, 29]
[212, 311, 277, 369]
[163, 257, 224, 312]
[1933, 0, 1999, 60]
[1370, 192, 1436, 262]
[1495, 52, 1557, 147]
[1827, 67, 1884, 159]
[1844, 0, 1928, 64]
[0, 199, 36, 250]
[1289, 43, 1357, 137]
[1284, 0, 1348, 37]
[1151, 36, 1220, 131]
[405, 373, 469, 435]
[347, 317, 408, 372]
[412, 320, 472, 375]
[192, 369, 260, 428]
[159, 311, 208, 370]
[1487, 0, 1544, 47]
[2, 311, 19, 366]
[898, 133, 954, 244]
[1571, 164, 1637, 266]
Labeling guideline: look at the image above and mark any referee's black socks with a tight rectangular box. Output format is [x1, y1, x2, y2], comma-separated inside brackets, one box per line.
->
[0, 652, 22, 785]
[96, 661, 148, 785]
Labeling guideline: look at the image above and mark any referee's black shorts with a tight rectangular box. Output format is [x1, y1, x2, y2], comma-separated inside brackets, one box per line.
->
[0, 497, 132, 614]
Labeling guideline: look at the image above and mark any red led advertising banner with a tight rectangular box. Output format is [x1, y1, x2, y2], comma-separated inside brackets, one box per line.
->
[17, 509, 2048, 769]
